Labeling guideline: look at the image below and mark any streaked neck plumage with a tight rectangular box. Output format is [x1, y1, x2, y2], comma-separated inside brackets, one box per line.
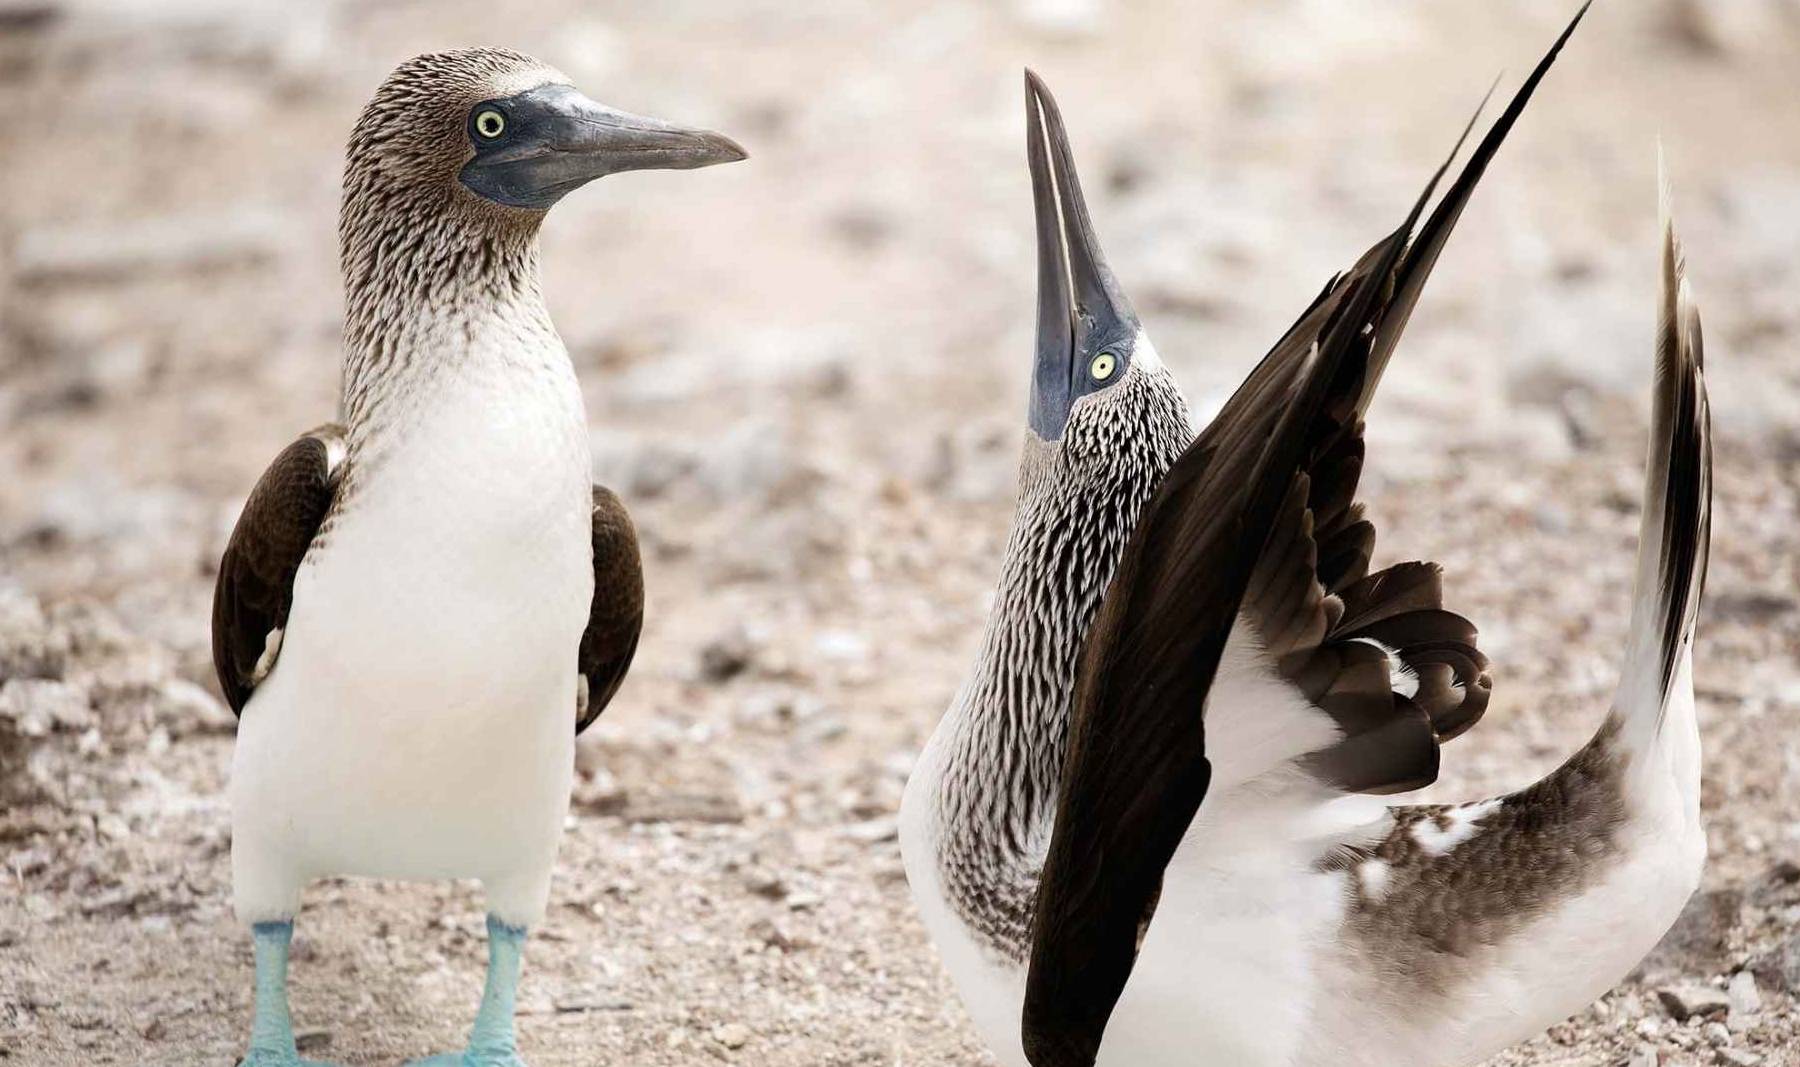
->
[930, 354, 1192, 961]
[336, 142, 554, 440]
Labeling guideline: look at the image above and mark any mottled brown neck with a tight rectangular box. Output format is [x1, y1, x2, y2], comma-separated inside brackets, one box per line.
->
[935, 366, 1193, 961]
[335, 171, 544, 430]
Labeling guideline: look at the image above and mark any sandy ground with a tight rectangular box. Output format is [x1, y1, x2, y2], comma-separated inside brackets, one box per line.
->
[2, 0, 1799, 1064]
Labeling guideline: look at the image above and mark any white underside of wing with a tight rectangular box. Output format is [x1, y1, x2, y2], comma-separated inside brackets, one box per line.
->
[1205, 621, 1351, 791]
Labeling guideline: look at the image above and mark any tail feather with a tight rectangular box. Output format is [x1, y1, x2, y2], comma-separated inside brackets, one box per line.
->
[1618, 157, 1712, 742]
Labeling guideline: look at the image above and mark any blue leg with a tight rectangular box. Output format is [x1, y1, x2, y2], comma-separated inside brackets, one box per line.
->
[244, 920, 338, 1067]
[405, 914, 530, 1067]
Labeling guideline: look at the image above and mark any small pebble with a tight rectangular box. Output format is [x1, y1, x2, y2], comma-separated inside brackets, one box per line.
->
[1727, 970, 1762, 1017]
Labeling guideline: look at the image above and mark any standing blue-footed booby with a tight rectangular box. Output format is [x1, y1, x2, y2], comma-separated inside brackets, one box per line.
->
[212, 49, 741, 1067]
[901, 6, 1713, 1065]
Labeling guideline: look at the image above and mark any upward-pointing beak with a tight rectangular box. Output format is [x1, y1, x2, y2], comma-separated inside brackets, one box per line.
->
[1025, 71, 1138, 441]
[461, 84, 747, 210]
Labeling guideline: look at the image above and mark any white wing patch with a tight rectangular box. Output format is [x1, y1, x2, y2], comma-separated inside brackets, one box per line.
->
[251, 627, 285, 686]
[1349, 636, 1419, 700]
[320, 432, 348, 473]
[1411, 798, 1501, 857]
[1355, 858, 1392, 903]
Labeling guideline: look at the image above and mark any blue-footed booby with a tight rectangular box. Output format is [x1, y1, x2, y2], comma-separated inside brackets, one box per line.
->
[900, 6, 1714, 1065]
[212, 49, 741, 1067]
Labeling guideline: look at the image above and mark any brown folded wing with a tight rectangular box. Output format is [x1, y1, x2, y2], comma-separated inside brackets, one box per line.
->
[577, 485, 643, 735]
[211, 425, 346, 715]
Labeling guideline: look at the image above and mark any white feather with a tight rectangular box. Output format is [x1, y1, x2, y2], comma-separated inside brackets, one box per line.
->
[1410, 799, 1500, 857]
[231, 306, 591, 928]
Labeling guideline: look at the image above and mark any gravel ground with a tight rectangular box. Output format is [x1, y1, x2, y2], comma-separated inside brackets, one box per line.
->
[2, 1, 1799, 1065]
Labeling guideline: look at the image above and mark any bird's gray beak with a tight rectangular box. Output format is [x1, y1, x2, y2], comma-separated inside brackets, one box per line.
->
[460, 84, 747, 210]
[1025, 71, 1138, 441]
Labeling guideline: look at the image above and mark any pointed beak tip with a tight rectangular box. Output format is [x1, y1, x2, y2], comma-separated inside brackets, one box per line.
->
[716, 135, 749, 164]
[689, 130, 747, 168]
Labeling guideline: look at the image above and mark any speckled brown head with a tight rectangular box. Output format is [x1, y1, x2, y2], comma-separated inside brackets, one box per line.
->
[334, 48, 744, 425]
[338, 48, 745, 318]
[346, 47, 744, 215]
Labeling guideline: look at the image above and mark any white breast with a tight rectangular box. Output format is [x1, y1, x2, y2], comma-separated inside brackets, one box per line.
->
[900, 725, 1033, 1065]
[231, 336, 592, 926]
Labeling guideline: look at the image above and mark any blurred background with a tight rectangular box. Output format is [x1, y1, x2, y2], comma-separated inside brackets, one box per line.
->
[1, 0, 1797, 1064]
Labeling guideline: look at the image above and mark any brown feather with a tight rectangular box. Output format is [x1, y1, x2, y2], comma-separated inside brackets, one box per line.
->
[211, 425, 345, 715]
[576, 484, 643, 735]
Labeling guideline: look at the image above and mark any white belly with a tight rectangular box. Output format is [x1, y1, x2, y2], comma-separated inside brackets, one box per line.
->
[231, 376, 592, 926]
[909, 764, 1701, 1067]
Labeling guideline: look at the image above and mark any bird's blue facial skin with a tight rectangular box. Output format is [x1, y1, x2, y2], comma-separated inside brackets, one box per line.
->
[1023, 71, 1140, 441]
[1030, 325, 1136, 441]
[459, 85, 591, 210]
[458, 84, 746, 211]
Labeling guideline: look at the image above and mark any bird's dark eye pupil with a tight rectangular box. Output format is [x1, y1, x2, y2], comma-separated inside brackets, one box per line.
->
[475, 110, 505, 139]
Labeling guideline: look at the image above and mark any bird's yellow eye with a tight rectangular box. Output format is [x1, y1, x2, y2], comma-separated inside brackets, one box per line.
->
[1090, 352, 1118, 381]
[474, 109, 506, 139]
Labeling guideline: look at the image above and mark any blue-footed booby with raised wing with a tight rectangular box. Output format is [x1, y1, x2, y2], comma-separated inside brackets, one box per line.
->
[212, 49, 741, 1067]
[901, 5, 1713, 1065]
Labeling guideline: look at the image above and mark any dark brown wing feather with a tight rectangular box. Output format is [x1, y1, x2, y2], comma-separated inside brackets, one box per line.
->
[1248, 440, 1493, 797]
[211, 425, 345, 715]
[576, 485, 643, 735]
[1020, 9, 1588, 1064]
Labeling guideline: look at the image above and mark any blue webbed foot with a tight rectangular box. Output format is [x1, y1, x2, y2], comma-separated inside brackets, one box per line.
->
[243, 1053, 339, 1067]
[402, 915, 532, 1067]
[242, 920, 344, 1067]
[403, 1053, 527, 1067]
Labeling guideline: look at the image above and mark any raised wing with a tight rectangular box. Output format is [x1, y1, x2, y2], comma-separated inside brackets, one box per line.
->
[576, 485, 643, 735]
[1020, 7, 1590, 1064]
[1622, 156, 1710, 733]
[211, 425, 346, 715]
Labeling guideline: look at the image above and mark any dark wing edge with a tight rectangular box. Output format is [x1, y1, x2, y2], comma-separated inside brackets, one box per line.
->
[1019, 8, 1590, 1063]
[1225, 0, 1595, 781]
[1621, 158, 1710, 731]
[211, 425, 345, 716]
[576, 485, 644, 735]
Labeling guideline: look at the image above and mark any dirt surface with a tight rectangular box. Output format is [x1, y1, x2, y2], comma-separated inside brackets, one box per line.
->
[3, 1, 1799, 1065]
